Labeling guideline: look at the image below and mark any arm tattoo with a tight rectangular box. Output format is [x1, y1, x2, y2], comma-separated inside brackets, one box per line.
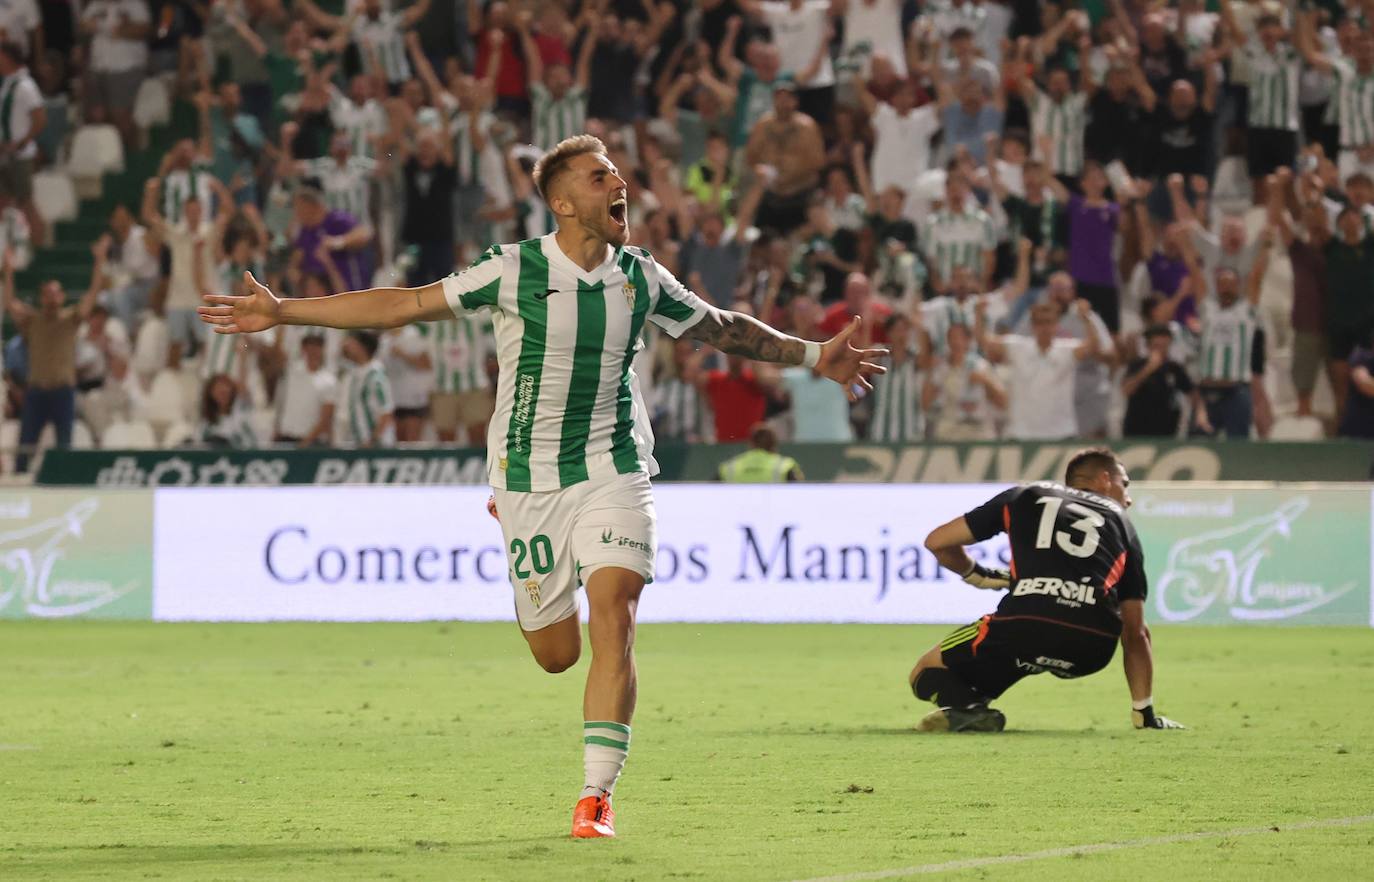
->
[684, 309, 806, 365]
[415, 290, 423, 309]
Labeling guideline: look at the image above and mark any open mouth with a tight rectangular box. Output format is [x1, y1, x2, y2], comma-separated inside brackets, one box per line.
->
[608, 195, 628, 227]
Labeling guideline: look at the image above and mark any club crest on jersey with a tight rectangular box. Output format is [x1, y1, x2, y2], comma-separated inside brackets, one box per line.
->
[623, 281, 636, 309]
[524, 579, 542, 609]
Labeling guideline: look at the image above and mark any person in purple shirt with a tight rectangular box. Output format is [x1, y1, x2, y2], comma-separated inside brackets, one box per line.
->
[1064, 162, 1124, 331]
[1143, 222, 1196, 329]
[291, 185, 374, 294]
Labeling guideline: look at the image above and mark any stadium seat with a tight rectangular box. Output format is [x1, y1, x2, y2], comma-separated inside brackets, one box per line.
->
[32, 170, 78, 228]
[132, 315, 169, 379]
[0, 418, 17, 472]
[35, 421, 95, 450]
[101, 420, 157, 449]
[67, 124, 124, 197]
[132, 77, 171, 130]
[161, 420, 194, 449]
[71, 420, 95, 450]
[1270, 415, 1325, 441]
[178, 370, 202, 422]
[145, 369, 187, 430]
[250, 408, 275, 443]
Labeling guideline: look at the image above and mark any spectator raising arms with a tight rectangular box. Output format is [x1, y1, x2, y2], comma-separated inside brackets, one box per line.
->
[12, 0, 1374, 454]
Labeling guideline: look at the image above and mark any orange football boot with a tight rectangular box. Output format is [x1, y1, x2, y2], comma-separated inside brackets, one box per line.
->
[571, 791, 616, 838]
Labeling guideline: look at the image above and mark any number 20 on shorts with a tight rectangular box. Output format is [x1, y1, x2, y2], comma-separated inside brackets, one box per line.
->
[510, 534, 555, 579]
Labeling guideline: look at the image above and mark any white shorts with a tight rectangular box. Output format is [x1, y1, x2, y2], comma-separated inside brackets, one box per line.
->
[492, 471, 657, 631]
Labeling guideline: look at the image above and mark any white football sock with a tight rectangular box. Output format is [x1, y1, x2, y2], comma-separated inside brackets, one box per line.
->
[581, 721, 630, 800]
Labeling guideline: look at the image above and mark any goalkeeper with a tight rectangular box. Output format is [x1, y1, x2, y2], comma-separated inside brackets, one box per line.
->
[910, 447, 1185, 733]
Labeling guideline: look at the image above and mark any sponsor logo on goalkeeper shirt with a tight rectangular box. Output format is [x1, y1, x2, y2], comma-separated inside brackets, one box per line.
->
[1011, 576, 1098, 606]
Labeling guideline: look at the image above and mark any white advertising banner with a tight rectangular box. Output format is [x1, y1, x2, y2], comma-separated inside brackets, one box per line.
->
[153, 484, 1012, 623]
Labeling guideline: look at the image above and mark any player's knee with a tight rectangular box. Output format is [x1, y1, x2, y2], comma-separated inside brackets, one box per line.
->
[908, 646, 944, 687]
[535, 645, 581, 674]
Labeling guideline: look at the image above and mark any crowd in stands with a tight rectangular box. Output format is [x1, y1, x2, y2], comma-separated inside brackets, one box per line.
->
[5, 0, 1374, 469]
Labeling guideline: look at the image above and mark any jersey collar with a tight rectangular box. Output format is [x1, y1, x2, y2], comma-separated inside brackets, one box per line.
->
[543, 233, 623, 284]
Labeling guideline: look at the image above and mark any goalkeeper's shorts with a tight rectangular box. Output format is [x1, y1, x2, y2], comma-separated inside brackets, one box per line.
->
[938, 615, 1118, 700]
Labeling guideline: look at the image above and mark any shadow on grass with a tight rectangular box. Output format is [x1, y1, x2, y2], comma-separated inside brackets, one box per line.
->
[730, 726, 1109, 738]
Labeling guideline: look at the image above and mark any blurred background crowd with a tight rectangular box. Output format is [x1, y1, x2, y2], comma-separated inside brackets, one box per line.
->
[4, 0, 1374, 469]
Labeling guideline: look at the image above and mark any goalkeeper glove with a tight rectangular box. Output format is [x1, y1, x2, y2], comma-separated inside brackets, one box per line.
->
[961, 562, 1011, 590]
[1132, 705, 1186, 730]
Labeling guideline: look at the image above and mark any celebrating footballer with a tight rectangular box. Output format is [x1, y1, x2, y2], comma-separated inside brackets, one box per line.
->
[199, 134, 885, 838]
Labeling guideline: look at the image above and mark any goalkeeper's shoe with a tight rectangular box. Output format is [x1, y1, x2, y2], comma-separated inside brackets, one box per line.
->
[572, 791, 616, 839]
[916, 704, 1007, 733]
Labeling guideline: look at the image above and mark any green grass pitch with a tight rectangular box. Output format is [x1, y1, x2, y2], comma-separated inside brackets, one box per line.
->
[2, 621, 1372, 881]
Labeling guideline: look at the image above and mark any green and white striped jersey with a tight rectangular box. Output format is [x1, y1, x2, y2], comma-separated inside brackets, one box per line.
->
[301, 156, 375, 219]
[921, 294, 978, 357]
[0, 204, 29, 268]
[1029, 89, 1088, 176]
[162, 160, 215, 224]
[652, 376, 708, 441]
[442, 234, 711, 492]
[201, 259, 262, 380]
[868, 352, 924, 442]
[337, 358, 396, 447]
[198, 410, 258, 448]
[919, 208, 996, 284]
[418, 313, 493, 393]
[1244, 43, 1300, 131]
[529, 82, 588, 151]
[1197, 297, 1258, 384]
[329, 90, 388, 158]
[1332, 58, 1374, 148]
[352, 12, 410, 84]
[446, 102, 495, 187]
[201, 325, 245, 381]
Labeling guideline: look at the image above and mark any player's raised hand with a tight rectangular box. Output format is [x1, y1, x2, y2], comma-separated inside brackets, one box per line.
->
[817, 316, 887, 401]
[1132, 705, 1186, 730]
[198, 272, 282, 335]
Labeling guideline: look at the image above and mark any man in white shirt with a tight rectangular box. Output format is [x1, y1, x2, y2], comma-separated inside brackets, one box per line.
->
[976, 299, 1101, 440]
[0, 0, 38, 59]
[834, 0, 906, 78]
[102, 203, 160, 331]
[382, 324, 434, 442]
[274, 333, 337, 445]
[80, 0, 151, 146]
[143, 176, 233, 365]
[855, 71, 941, 198]
[0, 41, 44, 247]
[747, 0, 837, 125]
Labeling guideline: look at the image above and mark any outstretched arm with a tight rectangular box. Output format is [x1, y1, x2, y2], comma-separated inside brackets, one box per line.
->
[684, 311, 887, 398]
[200, 272, 457, 334]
